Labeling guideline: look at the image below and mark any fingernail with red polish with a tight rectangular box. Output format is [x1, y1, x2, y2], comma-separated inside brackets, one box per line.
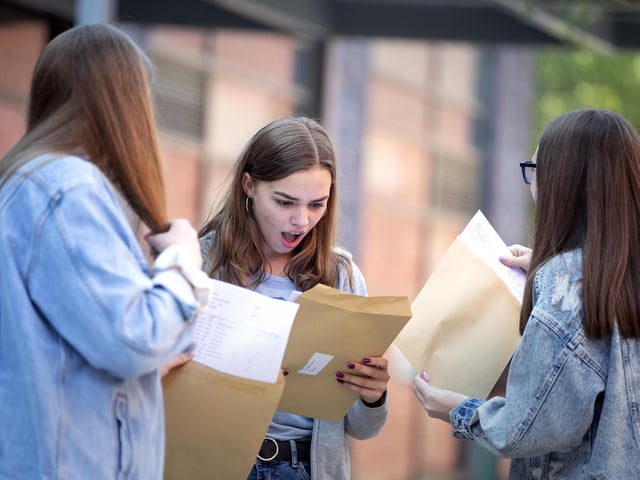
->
[283, 369, 289, 376]
[362, 358, 371, 364]
[347, 363, 355, 369]
[337, 378, 344, 384]
[336, 372, 344, 378]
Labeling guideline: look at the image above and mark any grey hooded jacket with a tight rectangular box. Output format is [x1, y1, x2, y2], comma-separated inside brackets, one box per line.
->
[200, 233, 388, 479]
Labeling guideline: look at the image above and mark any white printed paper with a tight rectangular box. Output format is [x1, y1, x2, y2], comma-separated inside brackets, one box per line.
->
[192, 279, 298, 383]
[459, 210, 526, 302]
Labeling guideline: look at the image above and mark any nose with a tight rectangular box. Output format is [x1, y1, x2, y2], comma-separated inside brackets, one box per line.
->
[290, 206, 310, 227]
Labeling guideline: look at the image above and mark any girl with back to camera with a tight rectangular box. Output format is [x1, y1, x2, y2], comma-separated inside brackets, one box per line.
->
[199, 116, 390, 479]
[413, 109, 640, 478]
[0, 24, 210, 479]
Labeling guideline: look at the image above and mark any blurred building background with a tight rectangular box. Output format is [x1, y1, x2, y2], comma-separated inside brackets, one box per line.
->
[2, 1, 640, 479]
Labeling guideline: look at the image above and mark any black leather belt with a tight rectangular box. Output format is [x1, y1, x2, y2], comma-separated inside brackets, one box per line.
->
[257, 437, 311, 463]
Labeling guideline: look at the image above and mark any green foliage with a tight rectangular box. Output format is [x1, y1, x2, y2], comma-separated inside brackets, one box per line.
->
[534, 47, 640, 140]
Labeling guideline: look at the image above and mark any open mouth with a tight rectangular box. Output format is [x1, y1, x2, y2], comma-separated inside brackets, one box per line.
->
[282, 231, 303, 246]
[282, 232, 302, 242]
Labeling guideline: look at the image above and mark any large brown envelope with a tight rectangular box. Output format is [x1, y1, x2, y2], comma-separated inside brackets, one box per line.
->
[277, 284, 412, 422]
[394, 237, 522, 399]
[163, 362, 285, 480]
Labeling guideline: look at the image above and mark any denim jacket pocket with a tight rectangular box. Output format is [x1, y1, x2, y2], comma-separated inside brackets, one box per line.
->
[114, 393, 133, 479]
[527, 450, 585, 480]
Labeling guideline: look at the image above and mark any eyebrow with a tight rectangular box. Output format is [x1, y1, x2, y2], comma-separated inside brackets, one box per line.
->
[274, 191, 329, 203]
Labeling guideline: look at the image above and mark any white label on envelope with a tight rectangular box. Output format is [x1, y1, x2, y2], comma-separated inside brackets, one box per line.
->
[298, 352, 334, 375]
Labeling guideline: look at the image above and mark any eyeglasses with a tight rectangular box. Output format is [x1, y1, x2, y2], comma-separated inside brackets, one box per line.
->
[519, 161, 536, 185]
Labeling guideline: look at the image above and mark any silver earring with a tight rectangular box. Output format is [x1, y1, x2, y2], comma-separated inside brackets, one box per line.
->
[245, 197, 251, 214]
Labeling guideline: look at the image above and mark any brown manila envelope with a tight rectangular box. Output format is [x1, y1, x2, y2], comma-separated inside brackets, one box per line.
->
[277, 284, 412, 423]
[394, 210, 525, 399]
[163, 279, 297, 480]
[163, 365, 285, 480]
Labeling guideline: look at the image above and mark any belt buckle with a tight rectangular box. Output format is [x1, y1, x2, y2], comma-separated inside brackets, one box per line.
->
[257, 437, 279, 462]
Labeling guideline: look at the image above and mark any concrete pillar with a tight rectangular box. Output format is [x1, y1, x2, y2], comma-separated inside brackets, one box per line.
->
[478, 45, 534, 247]
[75, 0, 115, 25]
[322, 38, 371, 258]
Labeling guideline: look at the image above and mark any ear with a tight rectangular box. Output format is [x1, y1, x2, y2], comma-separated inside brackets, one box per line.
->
[242, 172, 254, 198]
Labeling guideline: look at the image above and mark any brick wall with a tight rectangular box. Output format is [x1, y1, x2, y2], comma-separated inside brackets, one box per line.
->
[0, 22, 507, 480]
[0, 22, 48, 157]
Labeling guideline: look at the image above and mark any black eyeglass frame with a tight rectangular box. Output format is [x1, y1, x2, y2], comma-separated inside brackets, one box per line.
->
[519, 161, 536, 185]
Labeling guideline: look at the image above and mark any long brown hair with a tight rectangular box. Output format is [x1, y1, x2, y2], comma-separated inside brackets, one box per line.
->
[521, 109, 640, 338]
[200, 116, 352, 290]
[0, 23, 168, 233]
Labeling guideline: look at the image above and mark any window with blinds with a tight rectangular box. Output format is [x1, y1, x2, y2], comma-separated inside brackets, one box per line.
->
[431, 152, 477, 216]
[152, 57, 206, 140]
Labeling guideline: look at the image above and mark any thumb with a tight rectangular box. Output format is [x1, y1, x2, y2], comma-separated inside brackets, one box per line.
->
[499, 254, 518, 267]
[413, 372, 432, 395]
[500, 254, 530, 271]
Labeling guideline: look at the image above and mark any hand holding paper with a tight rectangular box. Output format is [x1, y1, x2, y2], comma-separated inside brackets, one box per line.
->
[395, 210, 526, 400]
[499, 244, 532, 272]
[163, 279, 297, 480]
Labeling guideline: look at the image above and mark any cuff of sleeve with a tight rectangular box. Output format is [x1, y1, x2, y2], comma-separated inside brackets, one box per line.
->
[362, 390, 387, 408]
[154, 245, 212, 313]
[451, 398, 484, 439]
[152, 270, 199, 318]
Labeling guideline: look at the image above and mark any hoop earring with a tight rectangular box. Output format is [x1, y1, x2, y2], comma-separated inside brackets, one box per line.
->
[245, 197, 252, 214]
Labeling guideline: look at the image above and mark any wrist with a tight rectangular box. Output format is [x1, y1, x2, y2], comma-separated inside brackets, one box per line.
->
[362, 390, 387, 408]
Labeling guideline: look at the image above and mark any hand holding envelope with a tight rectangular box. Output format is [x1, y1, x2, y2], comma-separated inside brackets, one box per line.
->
[277, 284, 412, 422]
[395, 211, 526, 400]
[335, 355, 390, 405]
[163, 280, 297, 480]
[164, 279, 412, 478]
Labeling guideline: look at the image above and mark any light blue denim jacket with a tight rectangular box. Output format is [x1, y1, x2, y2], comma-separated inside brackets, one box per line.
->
[451, 249, 640, 479]
[0, 155, 198, 480]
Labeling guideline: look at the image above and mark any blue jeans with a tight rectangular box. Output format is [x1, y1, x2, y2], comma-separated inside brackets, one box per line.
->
[248, 461, 311, 480]
[248, 440, 311, 480]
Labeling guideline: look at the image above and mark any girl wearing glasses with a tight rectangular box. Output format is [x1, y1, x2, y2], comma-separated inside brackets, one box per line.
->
[413, 109, 640, 478]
